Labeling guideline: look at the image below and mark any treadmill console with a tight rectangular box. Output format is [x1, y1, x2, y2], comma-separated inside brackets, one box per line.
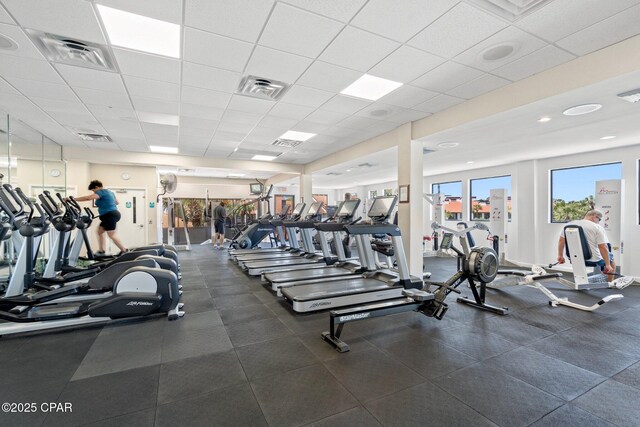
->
[306, 201, 323, 218]
[336, 199, 361, 219]
[440, 233, 454, 250]
[291, 202, 305, 217]
[367, 196, 397, 222]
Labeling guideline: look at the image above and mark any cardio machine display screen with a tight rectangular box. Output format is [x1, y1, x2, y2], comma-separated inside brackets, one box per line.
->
[368, 196, 396, 218]
[291, 203, 305, 216]
[337, 200, 359, 217]
[307, 201, 322, 216]
[440, 233, 453, 250]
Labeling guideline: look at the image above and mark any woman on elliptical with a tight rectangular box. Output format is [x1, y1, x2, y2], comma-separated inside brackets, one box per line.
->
[73, 180, 127, 256]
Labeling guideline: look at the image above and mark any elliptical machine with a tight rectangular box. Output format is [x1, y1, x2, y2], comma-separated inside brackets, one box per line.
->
[229, 184, 275, 249]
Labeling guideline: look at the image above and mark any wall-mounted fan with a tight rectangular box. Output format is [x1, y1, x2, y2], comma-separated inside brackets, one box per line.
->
[157, 173, 177, 201]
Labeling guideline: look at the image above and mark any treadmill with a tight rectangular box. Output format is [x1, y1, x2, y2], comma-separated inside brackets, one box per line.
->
[280, 196, 423, 313]
[240, 202, 327, 275]
[228, 203, 295, 259]
[263, 199, 366, 294]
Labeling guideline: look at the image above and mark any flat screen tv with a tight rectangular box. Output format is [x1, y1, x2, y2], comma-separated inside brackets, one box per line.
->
[250, 183, 263, 195]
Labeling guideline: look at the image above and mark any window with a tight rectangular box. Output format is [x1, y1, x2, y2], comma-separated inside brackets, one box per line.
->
[368, 190, 378, 199]
[551, 162, 622, 223]
[312, 193, 328, 215]
[383, 188, 393, 196]
[470, 176, 511, 221]
[431, 181, 462, 221]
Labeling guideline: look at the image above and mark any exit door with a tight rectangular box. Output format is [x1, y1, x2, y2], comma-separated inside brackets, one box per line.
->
[106, 188, 147, 251]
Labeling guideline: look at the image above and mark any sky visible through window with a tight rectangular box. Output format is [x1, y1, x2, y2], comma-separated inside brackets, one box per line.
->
[431, 181, 461, 197]
[471, 175, 511, 199]
[552, 163, 622, 201]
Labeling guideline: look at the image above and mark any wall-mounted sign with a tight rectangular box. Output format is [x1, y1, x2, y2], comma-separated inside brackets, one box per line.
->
[125, 201, 132, 208]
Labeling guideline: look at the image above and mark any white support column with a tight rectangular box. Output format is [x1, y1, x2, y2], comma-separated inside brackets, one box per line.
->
[397, 124, 424, 277]
[299, 174, 313, 207]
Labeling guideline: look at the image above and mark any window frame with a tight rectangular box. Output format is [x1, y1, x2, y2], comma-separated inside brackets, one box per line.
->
[469, 175, 511, 222]
[431, 180, 462, 221]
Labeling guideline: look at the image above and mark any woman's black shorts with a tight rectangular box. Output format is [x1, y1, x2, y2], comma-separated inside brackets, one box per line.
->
[99, 210, 121, 231]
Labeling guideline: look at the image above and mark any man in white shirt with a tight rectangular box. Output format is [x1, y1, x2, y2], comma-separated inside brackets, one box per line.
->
[557, 209, 615, 274]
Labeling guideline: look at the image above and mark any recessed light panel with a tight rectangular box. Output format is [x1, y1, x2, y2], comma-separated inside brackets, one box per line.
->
[138, 112, 179, 126]
[252, 154, 277, 161]
[97, 4, 180, 58]
[562, 104, 602, 116]
[600, 135, 616, 140]
[150, 145, 178, 154]
[280, 130, 316, 141]
[341, 74, 402, 101]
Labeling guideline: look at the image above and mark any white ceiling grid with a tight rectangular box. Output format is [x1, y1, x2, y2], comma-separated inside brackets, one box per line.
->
[0, 0, 638, 170]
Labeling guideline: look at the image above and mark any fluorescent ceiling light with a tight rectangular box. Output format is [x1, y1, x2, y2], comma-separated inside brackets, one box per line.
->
[437, 142, 459, 148]
[227, 173, 246, 177]
[467, 161, 474, 164]
[562, 103, 602, 116]
[150, 145, 178, 154]
[138, 112, 179, 126]
[341, 74, 402, 101]
[252, 154, 277, 161]
[96, 4, 180, 58]
[537, 116, 551, 123]
[600, 135, 616, 140]
[280, 130, 316, 141]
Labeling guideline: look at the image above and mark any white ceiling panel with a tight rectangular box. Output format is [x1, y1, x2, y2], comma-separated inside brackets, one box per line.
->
[320, 26, 400, 72]
[180, 103, 224, 121]
[338, 115, 385, 130]
[258, 115, 299, 130]
[179, 132, 211, 144]
[99, 119, 144, 134]
[48, 112, 102, 129]
[29, 97, 90, 115]
[178, 146, 207, 157]
[217, 120, 254, 135]
[408, 2, 506, 59]
[259, 3, 344, 59]
[87, 104, 136, 120]
[243, 46, 313, 84]
[322, 126, 357, 138]
[269, 102, 314, 120]
[0, 23, 44, 59]
[320, 95, 371, 114]
[305, 109, 350, 126]
[221, 109, 262, 126]
[181, 86, 231, 109]
[205, 149, 234, 158]
[55, 64, 125, 92]
[123, 76, 179, 102]
[0, 4, 13, 23]
[556, 4, 640, 56]
[310, 134, 338, 145]
[280, 0, 367, 22]
[131, 97, 179, 115]
[0, 56, 63, 83]
[378, 85, 438, 108]
[454, 26, 548, 72]
[0, 77, 19, 94]
[7, 78, 77, 102]
[227, 95, 275, 115]
[516, 0, 639, 43]
[185, 0, 274, 43]
[411, 61, 483, 93]
[368, 46, 445, 83]
[492, 45, 576, 81]
[211, 130, 244, 143]
[291, 121, 328, 134]
[182, 62, 240, 93]
[281, 85, 334, 108]
[296, 61, 361, 92]
[184, 27, 253, 72]
[97, 0, 182, 24]
[113, 48, 180, 84]
[245, 126, 283, 141]
[142, 122, 179, 137]
[179, 116, 219, 131]
[413, 94, 465, 113]
[117, 138, 149, 151]
[447, 74, 511, 99]
[350, 0, 459, 43]
[74, 87, 131, 108]
[2, 0, 106, 44]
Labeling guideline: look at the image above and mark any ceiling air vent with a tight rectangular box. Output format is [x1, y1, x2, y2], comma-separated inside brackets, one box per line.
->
[467, 0, 553, 21]
[357, 162, 377, 168]
[423, 148, 436, 154]
[617, 88, 640, 103]
[77, 133, 113, 142]
[326, 172, 342, 176]
[272, 138, 302, 148]
[236, 75, 289, 101]
[26, 30, 118, 72]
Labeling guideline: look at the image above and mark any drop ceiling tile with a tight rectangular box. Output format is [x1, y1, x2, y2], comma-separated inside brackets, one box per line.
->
[212, 130, 245, 143]
[408, 2, 507, 59]
[221, 110, 263, 126]
[179, 132, 211, 145]
[413, 94, 465, 113]
[351, 0, 458, 42]
[227, 95, 275, 115]
[269, 102, 314, 120]
[0, 56, 63, 83]
[447, 73, 510, 99]
[386, 108, 430, 124]
[117, 138, 148, 151]
[113, 48, 180, 84]
[0, 78, 19, 95]
[244, 45, 313, 84]
[185, 0, 274, 43]
[180, 103, 224, 121]
[178, 146, 207, 156]
[259, 3, 344, 59]
[74, 87, 131, 108]
[145, 134, 178, 145]
[493, 45, 576, 81]
[338, 115, 384, 130]
[0, 4, 13, 23]
[368, 45, 445, 83]
[305, 109, 350, 125]
[123, 76, 179, 102]
[141, 122, 179, 137]
[87, 104, 136, 120]
[205, 148, 234, 158]
[131, 97, 179, 115]
[6, 77, 77, 102]
[184, 27, 253, 72]
[30, 97, 90, 114]
[181, 86, 231, 109]
[281, 85, 333, 108]
[258, 115, 299, 130]
[355, 102, 407, 122]
[217, 120, 255, 134]
[0, 23, 44, 59]
[280, 0, 367, 22]
[2, 0, 106, 43]
[556, 4, 640, 56]
[100, 120, 144, 138]
[55, 64, 125, 92]
[516, 0, 639, 43]
[320, 26, 400, 72]
[297, 61, 361, 92]
[320, 95, 371, 114]
[291, 121, 327, 133]
[96, 0, 182, 24]
[454, 26, 548, 72]
[378, 85, 438, 108]
[310, 134, 338, 145]
[180, 116, 219, 131]
[411, 61, 483, 93]
[48, 112, 102, 129]
[322, 126, 356, 138]
[182, 62, 241, 93]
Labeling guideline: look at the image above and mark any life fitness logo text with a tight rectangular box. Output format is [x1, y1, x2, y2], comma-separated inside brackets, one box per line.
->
[598, 187, 619, 195]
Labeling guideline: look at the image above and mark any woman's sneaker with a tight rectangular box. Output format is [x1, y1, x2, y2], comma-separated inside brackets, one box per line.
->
[117, 249, 130, 256]
[95, 250, 106, 256]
